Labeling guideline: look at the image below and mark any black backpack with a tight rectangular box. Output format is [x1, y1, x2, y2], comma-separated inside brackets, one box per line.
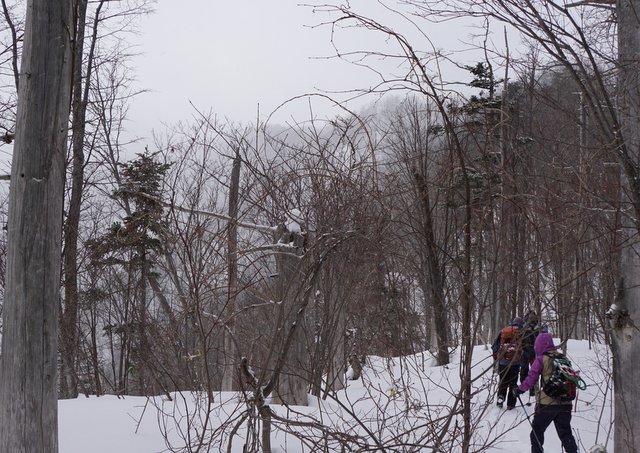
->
[542, 351, 587, 401]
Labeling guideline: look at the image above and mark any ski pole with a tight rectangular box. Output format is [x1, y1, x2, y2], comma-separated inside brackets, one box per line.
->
[517, 394, 544, 450]
[517, 395, 533, 426]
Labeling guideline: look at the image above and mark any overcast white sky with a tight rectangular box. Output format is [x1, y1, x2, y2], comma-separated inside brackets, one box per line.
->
[126, 1, 505, 141]
[128, 1, 360, 139]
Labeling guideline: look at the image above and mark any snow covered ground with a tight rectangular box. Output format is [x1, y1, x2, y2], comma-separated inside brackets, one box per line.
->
[59, 339, 613, 452]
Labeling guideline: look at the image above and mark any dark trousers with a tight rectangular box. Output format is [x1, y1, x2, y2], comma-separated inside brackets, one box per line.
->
[520, 361, 535, 396]
[530, 404, 578, 453]
[497, 363, 520, 407]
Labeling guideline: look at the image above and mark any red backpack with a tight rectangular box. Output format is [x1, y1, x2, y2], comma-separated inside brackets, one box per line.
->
[498, 325, 523, 361]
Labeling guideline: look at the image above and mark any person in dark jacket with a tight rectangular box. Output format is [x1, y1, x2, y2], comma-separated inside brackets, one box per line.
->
[491, 317, 525, 409]
[514, 332, 578, 453]
[519, 311, 540, 397]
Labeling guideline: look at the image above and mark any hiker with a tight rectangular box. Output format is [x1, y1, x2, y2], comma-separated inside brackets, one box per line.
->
[513, 331, 578, 453]
[520, 311, 540, 397]
[491, 317, 524, 410]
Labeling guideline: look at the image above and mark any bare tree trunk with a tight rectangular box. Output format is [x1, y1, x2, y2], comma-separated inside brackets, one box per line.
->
[457, 175, 475, 452]
[326, 295, 346, 394]
[88, 306, 103, 395]
[60, 0, 106, 399]
[612, 2, 640, 450]
[273, 227, 308, 406]
[414, 171, 450, 366]
[60, 0, 90, 400]
[320, 266, 347, 397]
[0, 0, 73, 450]
[136, 248, 149, 394]
[260, 406, 272, 453]
[0, 0, 20, 91]
[221, 148, 241, 391]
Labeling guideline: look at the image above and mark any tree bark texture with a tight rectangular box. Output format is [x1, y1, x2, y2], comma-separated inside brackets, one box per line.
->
[0, 0, 73, 451]
[614, 1, 640, 450]
[273, 229, 308, 406]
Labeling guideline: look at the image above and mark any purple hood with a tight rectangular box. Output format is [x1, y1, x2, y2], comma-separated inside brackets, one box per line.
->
[519, 332, 556, 392]
[534, 332, 556, 356]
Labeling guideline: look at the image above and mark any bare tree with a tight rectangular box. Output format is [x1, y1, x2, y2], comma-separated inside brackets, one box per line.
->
[0, 0, 22, 147]
[60, 0, 152, 399]
[420, 2, 637, 449]
[309, 3, 622, 449]
[0, 0, 73, 451]
[60, 0, 102, 400]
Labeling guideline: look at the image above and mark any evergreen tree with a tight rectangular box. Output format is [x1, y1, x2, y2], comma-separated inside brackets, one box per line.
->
[87, 152, 170, 394]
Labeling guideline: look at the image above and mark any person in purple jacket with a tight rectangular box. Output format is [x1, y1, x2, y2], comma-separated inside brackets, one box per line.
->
[513, 331, 578, 453]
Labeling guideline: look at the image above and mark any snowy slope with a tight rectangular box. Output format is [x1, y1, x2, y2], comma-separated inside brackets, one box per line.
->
[59, 339, 612, 452]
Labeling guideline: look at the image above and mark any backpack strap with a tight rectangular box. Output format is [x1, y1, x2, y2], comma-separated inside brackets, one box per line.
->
[540, 352, 552, 388]
[540, 351, 561, 389]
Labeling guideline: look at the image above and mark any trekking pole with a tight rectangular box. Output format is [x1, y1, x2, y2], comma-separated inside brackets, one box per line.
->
[517, 394, 544, 450]
[517, 395, 534, 427]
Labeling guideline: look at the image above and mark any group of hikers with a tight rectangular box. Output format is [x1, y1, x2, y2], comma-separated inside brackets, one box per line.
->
[491, 312, 582, 453]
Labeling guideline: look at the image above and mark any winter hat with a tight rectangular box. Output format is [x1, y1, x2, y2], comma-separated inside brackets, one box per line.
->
[534, 331, 555, 354]
[510, 317, 524, 328]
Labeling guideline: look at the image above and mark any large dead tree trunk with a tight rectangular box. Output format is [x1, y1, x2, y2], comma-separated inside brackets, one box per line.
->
[0, 0, 73, 450]
[612, 1, 640, 451]
[273, 226, 308, 406]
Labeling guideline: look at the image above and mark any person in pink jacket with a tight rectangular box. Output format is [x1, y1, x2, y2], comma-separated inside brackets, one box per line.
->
[514, 331, 578, 453]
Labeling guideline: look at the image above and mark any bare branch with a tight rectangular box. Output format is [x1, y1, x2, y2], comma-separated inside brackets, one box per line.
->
[565, 0, 616, 9]
[135, 190, 277, 234]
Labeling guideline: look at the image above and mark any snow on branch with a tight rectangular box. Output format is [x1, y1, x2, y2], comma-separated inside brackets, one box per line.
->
[565, 0, 615, 9]
[135, 191, 277, 234]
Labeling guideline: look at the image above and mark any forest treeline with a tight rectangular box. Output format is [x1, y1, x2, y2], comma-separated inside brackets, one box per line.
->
[20, 65, 612, 403]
